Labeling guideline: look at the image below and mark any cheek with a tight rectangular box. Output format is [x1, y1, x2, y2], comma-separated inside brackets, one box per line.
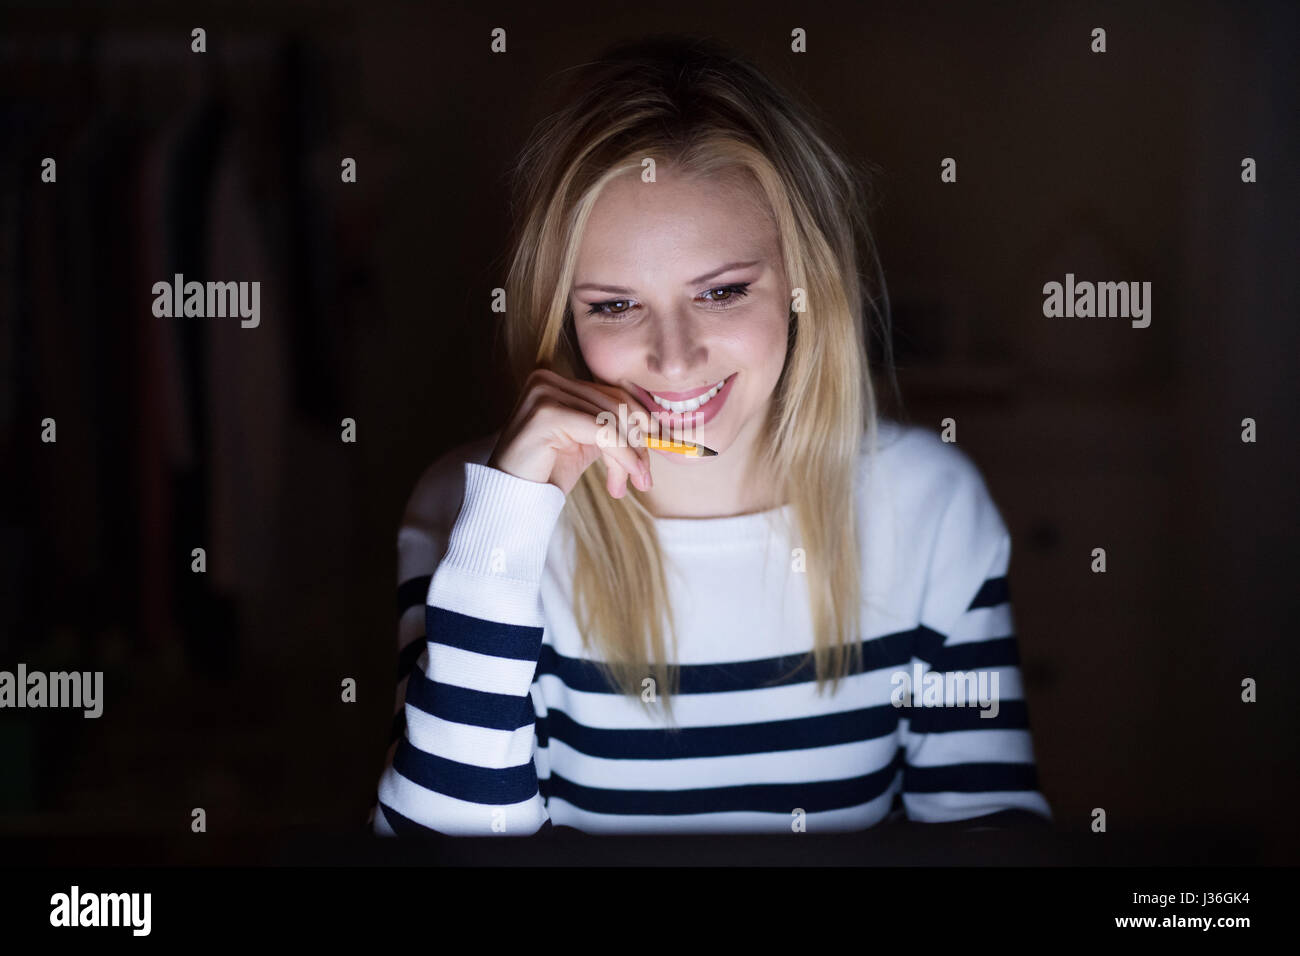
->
[577, 327, 647, 382]
[735, 316, 790, 377]
[574, 326, 626, 379]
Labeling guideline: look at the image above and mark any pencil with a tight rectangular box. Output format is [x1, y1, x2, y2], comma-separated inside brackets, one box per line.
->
[645, 436, 718, 457]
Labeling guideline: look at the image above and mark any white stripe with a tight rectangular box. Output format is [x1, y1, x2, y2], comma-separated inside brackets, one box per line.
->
[904, 728, 1037, 767]
[403, 704, 536, 769]
[947, 603, 1013, 643]
[902, 789, 1052, 824]
[424, 642, 537, 695]
[428, 564, 546, 628]
[543, 788, 896, 834]
[377, 766, 547, 835]
[534, 664, 913, 731]
[900, 664, 1025, 705]
[542, 733, 900, 791]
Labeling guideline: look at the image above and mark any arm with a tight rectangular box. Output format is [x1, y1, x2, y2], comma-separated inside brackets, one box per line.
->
[376, 437, 500, 800]
[898, 465, 1053, 826]
[364, 444, 468, 833]
[371, 454, 564, 836]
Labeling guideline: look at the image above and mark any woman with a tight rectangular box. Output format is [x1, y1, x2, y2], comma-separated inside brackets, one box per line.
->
[371, 33, 1052, 835]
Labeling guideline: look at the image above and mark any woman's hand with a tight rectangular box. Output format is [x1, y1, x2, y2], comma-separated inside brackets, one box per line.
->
[486, 368, 656, 499]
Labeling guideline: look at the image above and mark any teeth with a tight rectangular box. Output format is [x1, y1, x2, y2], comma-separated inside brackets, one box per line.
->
[650, 379, 727, 413]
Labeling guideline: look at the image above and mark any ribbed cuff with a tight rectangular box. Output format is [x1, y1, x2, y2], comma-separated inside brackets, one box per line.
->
[440, 462, 568, 582]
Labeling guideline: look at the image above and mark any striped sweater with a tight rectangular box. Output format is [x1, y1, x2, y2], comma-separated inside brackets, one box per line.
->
[370, 419, 1052, 835]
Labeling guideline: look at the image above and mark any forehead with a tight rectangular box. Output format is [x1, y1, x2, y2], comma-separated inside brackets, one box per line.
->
[575, 168, 776, 270]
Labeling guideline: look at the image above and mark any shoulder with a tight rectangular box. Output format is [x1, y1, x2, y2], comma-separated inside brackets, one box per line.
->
[399, 430, 501, 543]
[860, 418, 1009, 570]
[859, 420, 1014, 629]
[862, 418, 993, 511]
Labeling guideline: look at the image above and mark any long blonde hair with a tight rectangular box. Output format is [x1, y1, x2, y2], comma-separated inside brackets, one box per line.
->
[498, 33, 898, 724]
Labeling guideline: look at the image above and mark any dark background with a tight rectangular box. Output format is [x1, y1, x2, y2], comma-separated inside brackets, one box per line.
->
[1, 0, 1296, 863]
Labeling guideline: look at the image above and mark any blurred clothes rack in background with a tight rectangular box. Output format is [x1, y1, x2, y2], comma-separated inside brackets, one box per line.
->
[0, 30, 353, 684]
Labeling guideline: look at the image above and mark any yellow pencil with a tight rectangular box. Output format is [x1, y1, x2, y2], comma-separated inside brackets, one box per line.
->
[645, 436, 718, 457]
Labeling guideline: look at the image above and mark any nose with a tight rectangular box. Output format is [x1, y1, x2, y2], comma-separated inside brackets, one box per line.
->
[645, 309, 708, 383]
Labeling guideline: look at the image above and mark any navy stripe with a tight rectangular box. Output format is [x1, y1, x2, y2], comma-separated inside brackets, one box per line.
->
[404, 669, 535, 732]
[535, 708, 549, 749]
[904, 699, 1032, 733]
[427, 605, 543, 661]
[903, 760, 1039, 794]
[396, 575, 431, 615]
[968, 575, 1010, 610]
[542, 704, 900, 760]
[543, 750, 903, 816]
[913, 627, 1021, 669]
[536, 629, 916, 695]
[932, 636, 1021, 670]
[537, 761, 551, 804]
[392, 736, 540, 805]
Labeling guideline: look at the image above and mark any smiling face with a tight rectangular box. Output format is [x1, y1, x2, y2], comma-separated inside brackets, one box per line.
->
[569, 167, 791, 463]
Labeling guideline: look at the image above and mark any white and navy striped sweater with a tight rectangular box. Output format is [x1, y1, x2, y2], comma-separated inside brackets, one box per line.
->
[370, 419, 1052, 835]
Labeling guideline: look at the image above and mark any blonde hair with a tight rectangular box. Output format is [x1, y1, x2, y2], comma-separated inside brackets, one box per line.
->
[498, 34, 898, 724]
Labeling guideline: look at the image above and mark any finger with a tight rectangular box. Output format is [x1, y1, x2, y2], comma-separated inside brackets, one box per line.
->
[535, 370, 656, 461]
[583, 381, 655, 474]
[585, 380, 657, 429]
[518, 381, 605, 423]
[587, 382, 655, 468]
[546, 405, 651, 494]
[528, 384, 635, 466]
[597, 435, 650, 496]
[534, 378, 651, 477]
[604, 456, 630, 499]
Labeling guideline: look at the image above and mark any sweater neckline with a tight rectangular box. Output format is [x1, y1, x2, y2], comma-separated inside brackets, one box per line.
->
[651, 502, 795, 547]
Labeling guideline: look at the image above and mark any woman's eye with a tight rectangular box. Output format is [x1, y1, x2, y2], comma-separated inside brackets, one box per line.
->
[700, 282, 751, 308]
[583, 282, 751, 320]
[586, 299, 635, 318]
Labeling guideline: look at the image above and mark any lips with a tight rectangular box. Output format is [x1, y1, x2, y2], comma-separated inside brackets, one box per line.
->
[632, 373, 737, 434]
[640, 380, 725, 402]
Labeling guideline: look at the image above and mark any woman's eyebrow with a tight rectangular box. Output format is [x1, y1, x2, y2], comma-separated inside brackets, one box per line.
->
[573, 259, 763, 295]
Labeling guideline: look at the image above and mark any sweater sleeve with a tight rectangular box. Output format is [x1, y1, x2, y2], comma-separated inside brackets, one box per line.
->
[898, 463, 1054, 825]
[372, 461, 567, 836]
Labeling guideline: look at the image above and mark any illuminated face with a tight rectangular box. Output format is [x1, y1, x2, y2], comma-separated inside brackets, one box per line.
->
[569, 168, 790, 462]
